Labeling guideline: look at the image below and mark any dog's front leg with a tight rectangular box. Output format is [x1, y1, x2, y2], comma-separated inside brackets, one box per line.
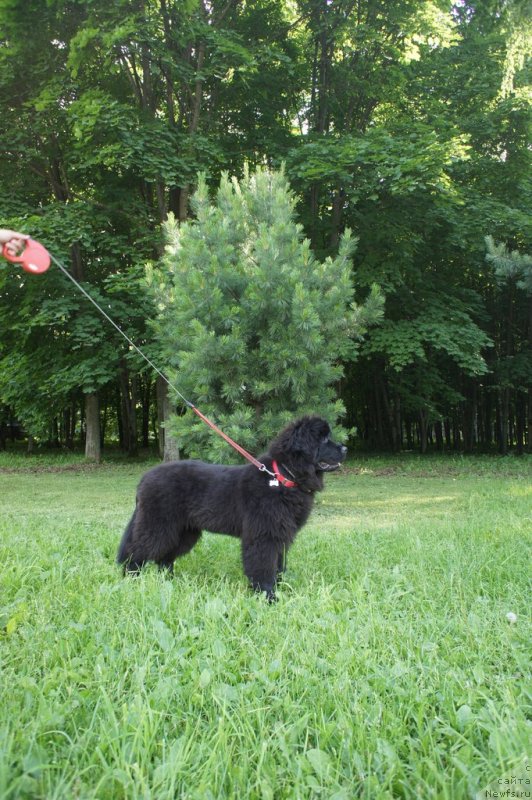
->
[241, 536, 278, 603]
[252, 579, 277, 603]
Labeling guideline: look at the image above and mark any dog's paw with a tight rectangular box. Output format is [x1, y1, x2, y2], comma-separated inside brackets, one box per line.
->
[251, 580, 277, 603]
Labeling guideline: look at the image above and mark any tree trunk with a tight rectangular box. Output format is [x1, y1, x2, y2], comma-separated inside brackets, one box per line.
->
[526, 389, 532, 453]
[377, 374, 401, 451]
[65, 402, 76, 449]
[463, 383, 477, 453]
[527, 297, 532, 453]
[85, 392, 101, 462]
[373, 373, 386, 449]
[452, 415, 460, 450]
[499, 388, 509, 454]
[434, 420, 444, 451]
[119, 360, 138, 457]
[419, 408, 428, 454]
[51, 417, 59, 447]
[515, 394, 525, 455]
[483, 389, 493, 448]
[141, 377, 151, 448]
[157, 378, 180, 462]
[176, 20, 206, 224]
[329, 186, 344, 248]
[156, 375, 166, 458]
[100, 401, 108, 446]
[444, 417, 452, 448]
[178, 187, 189, 222]
[308, 1, 332, 235]
[405, 418, 413, 449]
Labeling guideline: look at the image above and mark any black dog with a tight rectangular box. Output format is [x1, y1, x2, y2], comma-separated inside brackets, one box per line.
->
[117, 416, 346, 600]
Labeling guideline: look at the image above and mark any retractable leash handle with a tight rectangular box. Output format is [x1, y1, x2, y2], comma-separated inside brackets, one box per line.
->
[2, 238, 51, 274]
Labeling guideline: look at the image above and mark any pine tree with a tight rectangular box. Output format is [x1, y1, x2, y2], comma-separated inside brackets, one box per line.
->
[149, 168, 383, 461]
[485, 237, 532, 295]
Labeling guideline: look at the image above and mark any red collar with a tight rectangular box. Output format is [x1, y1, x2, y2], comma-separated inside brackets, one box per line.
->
[271, 460, 297, 488]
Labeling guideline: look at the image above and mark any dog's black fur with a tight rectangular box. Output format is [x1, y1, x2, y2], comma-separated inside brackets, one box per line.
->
[117, 416, 346, 600]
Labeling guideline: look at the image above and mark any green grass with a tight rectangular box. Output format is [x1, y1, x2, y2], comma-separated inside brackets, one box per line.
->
[0, 454, 530, 799]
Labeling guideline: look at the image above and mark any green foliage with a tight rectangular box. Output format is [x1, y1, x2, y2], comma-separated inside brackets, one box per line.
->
[288, 124, 470, 201]
[485, 236, 532, 295]
[0, 0, 530, 452]
[364, 298, 491, 375]
[149, 168, 382, 458]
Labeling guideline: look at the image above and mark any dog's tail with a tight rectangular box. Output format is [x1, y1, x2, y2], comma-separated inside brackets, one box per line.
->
[117, 508, 137, 564]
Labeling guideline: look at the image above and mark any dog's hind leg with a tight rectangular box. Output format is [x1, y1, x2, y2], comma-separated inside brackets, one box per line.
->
[117, 508, 138, 568]
[123, 557, 146, 574]
[117, 506, 165, 574]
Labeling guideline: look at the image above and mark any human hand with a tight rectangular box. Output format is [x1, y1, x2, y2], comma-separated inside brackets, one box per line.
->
[0, 229, 30, 255]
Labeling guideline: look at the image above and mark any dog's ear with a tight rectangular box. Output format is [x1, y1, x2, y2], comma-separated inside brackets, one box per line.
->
[294, 417, 331, 461]
[270, 417, 314, 461]
[286, 418, 314, 457]
[269, 416, 328, 460]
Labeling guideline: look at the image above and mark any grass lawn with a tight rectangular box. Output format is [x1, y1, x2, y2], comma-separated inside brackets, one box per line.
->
[0, 452, 530, 799]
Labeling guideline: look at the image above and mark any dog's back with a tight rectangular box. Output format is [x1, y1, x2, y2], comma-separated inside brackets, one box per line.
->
[117, 460, 250, 571]
[142, 460, 249, 537]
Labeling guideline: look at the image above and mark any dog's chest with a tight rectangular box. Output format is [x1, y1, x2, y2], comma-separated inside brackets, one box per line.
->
[277, 491, 314, 529]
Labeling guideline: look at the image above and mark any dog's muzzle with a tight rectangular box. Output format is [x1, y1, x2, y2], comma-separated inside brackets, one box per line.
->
[317, 461, 341, 472]
[317, 445, 347, 472]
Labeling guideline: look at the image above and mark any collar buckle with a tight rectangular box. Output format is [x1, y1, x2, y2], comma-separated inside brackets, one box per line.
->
[271, 460, 297, 489]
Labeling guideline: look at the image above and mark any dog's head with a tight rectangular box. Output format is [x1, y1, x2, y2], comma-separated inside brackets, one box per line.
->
[268, 416, 347, 492]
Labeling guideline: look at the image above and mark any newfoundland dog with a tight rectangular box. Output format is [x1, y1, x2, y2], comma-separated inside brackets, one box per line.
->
[117, 416, 346, 600]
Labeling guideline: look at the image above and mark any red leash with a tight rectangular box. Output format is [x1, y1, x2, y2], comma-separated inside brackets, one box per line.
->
[189, 405, 272, 473]
[2, 237, 278, 477]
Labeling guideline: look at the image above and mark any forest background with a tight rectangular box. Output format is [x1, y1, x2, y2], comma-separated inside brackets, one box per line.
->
[0, 0, 530, 459]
